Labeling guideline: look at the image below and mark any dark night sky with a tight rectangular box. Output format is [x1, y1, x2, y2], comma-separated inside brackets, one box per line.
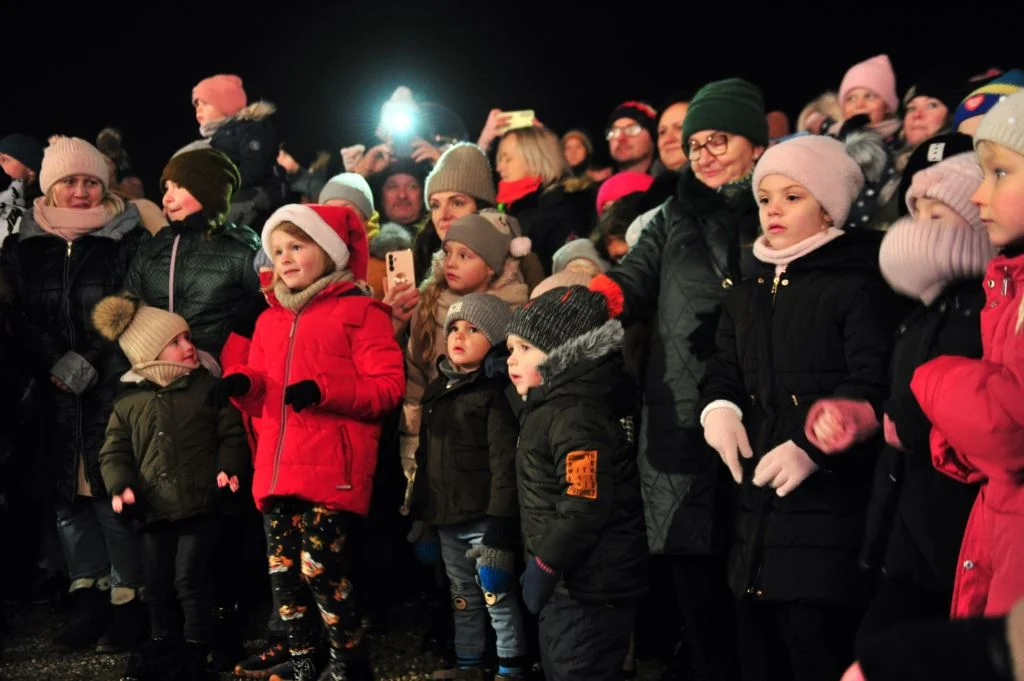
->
[5, 3, 1016, 193]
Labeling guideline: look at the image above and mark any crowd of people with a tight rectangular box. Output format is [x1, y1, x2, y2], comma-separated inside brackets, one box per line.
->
[1, 54, 1023, 681]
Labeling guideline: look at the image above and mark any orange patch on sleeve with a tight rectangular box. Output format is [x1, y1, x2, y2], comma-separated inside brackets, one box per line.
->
[565, 450, 599, 500]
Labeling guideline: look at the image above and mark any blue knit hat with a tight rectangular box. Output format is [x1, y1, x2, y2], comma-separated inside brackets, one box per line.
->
[952, 68, 1024, 130]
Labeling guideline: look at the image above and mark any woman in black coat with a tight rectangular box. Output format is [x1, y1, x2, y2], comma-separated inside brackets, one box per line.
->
[0, 136, 145, 652]
[699, 135, 900, 681]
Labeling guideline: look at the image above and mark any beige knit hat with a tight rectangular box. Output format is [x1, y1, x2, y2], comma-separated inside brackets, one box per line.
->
[444, 209, 532, 273]
[424, 143, 497, 209]
[93, 295, 192, 384]
[975, 91, 1024, 157]
[39, 136, 111, 195]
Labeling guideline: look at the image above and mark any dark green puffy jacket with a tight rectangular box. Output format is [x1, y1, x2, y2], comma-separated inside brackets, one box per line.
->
[123, 213, 262, 356]
[99, 368, 248, 524]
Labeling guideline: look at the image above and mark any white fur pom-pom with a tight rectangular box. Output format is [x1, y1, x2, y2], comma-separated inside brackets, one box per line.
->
[510, 236, 532, 258]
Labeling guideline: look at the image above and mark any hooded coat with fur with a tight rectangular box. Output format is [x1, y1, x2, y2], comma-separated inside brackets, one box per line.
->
[511, 320, 648, 604]
[208, 101, 281, 191]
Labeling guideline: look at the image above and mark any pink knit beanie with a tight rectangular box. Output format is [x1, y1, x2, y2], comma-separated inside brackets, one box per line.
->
[905, 152, 983, 226]
[39, 136, 111, 195]
[879, 214, 996, 305]
[192, 74, 247, 118]
[596, 172, 654, 215]
[840, 55, 899, 115]
[752, 136, 864, 226]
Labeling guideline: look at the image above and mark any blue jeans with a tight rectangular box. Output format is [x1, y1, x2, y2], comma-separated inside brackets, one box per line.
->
[438, 519, 527, 660]
[55, 495, 143, 590]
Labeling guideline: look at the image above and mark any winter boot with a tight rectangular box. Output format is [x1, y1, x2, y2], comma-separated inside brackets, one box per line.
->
[234, 638, 290, 679]
[318, 648, 375, 681]
[97, 588, 148, 653]
[121, 637, 178, 681]
[53, 580, 112, 651]
[272, 654, 317, 681]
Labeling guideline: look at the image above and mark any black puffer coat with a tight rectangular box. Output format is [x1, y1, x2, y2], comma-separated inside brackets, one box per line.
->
[863, 280, 981, 590]
[699, 230, 900, 606]
[602, 167, 761, 556]
[505, 179, 595, 275]
[512, 320, 648, 605]
[412, 352, 519, 526]
[1, 205, 141, 503]
[123, 212, 262, 357]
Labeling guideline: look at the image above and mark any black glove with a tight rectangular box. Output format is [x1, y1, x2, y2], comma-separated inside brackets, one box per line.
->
[284, 380, 321, 413]
[206, 374, 251, 409]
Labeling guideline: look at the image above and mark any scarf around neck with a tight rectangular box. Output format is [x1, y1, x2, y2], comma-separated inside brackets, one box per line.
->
[497, 176, 544, 206]
[133, 361, 196, 387]
[274, 270, 354, 314]
[753, 227, 845, 274]
[32, 197, 112, 242]
[199, 117, 228, 139]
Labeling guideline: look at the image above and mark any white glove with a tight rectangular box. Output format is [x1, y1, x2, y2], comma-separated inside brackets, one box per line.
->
[753, 440, 819, 497]
[702, 406, 752, 484]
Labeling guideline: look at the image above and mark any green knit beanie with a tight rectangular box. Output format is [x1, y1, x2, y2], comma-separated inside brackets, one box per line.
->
[161, 148, 241, 225]
[682, 78, 769, 150]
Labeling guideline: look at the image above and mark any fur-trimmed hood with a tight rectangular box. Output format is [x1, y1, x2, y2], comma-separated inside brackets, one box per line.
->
[423, 247, 529, 303]
[231, 100, 276, 122]
[525, 319, 636, 418]
[539, 319, 624, 382]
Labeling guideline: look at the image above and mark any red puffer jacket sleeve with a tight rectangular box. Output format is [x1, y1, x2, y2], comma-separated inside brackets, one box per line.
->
[911, 352, 1024, 481]
[226, 319, 269, 419]
[314, 302, 404, 419]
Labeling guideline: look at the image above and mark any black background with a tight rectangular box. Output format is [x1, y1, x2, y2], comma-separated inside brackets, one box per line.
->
[5, 2, 1015, 193]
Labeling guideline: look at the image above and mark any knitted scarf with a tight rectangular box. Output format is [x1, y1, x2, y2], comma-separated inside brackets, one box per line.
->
[32, 197, 111, 241]
[497, 176, 543, 206]
[274, 270, 354, 314]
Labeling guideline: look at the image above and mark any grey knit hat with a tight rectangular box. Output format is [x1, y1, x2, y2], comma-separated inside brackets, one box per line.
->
[975, 91, 1024, 157]
[444, 209, 531, 274]
[445, 292, 513, 346]
[551, 238, 610, 274]
[424, 142, 497, 209]
[506, 285, 608, 354]
[318, 172, 374, 218]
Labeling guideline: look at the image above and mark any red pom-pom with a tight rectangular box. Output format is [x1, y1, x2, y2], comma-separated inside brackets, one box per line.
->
[589, 274, 625, 318]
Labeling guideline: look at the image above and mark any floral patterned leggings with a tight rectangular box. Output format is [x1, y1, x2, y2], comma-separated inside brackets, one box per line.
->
[265, 497, 362, 656]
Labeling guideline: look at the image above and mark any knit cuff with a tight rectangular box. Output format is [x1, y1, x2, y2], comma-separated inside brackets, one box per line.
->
[700, 400, 743, 428]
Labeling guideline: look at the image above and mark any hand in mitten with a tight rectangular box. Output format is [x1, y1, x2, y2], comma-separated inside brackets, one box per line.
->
[753, 440, 819, 497]
[406, 521, 440, 566]
[703, 406, 753, 484]
[466, 545, 515, 604]
[206, 374, 251, 409]
[521, 556, 559, 614]
[805, 398, 880, 453]
[284, 380, 321, 413]
[883, 414, 904, 451]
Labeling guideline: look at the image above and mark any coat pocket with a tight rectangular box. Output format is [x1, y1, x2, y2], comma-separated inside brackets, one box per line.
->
[334, 426, 354, 491]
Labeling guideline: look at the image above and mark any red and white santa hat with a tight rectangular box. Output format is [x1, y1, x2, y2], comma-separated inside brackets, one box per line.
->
[262, 204, 369, 281]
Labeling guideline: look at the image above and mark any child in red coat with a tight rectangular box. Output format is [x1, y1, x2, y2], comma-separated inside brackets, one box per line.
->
[909, 92, 1024, 620]
[208, 203, 405, 681]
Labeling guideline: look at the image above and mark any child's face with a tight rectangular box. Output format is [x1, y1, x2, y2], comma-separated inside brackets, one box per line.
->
[506, 333, 547, 397]
[0, 154, 32, 181]
[842, 87, 888, 125]
[973, 141, 1024, 249]
[270, 228, 331, 291]
[565, 258, 601, 278]
[605, 236, 629, 263]
[162, 180, 204, 222]
[914, 197, 960, 223]
[444, 241, 494, 294]
[446, 320, 492, 372]
[194, 99, 226, 127]
[157, 331, 198, 366]
[757, 174, 830, 250]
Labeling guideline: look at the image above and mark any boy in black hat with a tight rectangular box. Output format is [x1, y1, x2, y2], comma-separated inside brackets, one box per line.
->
[504, 285, 648, 681]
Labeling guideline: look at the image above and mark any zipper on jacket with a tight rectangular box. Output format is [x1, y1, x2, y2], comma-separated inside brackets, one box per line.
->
[63, 239, 87, 493]
[1002, 266, 1010, 297]
[269, 312, 301, 494]
[770, 274, 780, 306]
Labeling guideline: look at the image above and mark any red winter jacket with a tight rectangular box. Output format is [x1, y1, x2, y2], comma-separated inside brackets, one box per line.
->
[911, 252, 1024, 618]
[228, 280, 404, 515]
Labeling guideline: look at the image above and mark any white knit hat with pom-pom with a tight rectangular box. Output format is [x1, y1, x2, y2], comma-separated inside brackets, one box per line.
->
[40, 136, 111, 195]
[443, 209, 531, 274]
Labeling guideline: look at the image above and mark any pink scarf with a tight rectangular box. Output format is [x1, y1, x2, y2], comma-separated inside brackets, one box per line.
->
[753, 227, 845, 274]
[32, 197, 111, 242]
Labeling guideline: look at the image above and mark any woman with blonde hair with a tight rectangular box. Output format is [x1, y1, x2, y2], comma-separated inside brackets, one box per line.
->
[0, 136, 146, 654]
[496, 126, 595, 274]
